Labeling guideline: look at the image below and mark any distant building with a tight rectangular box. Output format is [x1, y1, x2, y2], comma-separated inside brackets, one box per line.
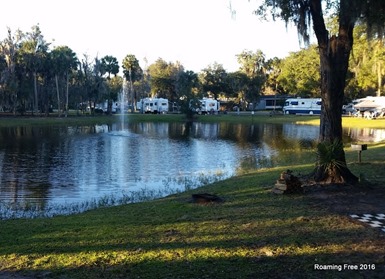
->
[250, 95, 290, 111]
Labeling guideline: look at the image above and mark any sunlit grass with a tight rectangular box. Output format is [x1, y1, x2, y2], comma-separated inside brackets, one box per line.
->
[297, 115, 385, 129]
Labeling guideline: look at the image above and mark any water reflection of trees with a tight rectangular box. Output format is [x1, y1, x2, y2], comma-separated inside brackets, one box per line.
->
[0, 126, 65, 206]
[344, 127, 385, 143]
[1, 122, 383, 211]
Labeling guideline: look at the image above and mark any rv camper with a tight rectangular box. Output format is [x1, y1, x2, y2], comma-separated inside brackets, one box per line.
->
[283, 98, 322, 115]
[351, 96, 385, 119]
[190, 98, 220, 114]
[137, 98, 169, 114]
[95, 101, 119, 113]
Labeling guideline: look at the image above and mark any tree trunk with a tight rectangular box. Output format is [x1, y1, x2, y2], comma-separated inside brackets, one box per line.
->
[55, 75, 61, 116]
[377, 61, 382, 97]
[107, 99, 112, 115]
[65, 73, 69, 117]
[311, 0, 358, 184]
[33, 72, 38, 115]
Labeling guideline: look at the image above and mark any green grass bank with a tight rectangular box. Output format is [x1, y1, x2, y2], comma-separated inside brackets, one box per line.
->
[0, 113, 385, 278]
[1, 111, 385, 129]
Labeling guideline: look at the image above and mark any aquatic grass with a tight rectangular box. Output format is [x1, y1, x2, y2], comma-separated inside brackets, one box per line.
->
[0, 192, 143, 220]
[161, 170, 228, 192]
[0, 171, 228, 220]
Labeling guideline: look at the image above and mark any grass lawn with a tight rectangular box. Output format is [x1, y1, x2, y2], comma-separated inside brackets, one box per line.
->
[0, 113, 385, 278]
[1, 111, 385, 129]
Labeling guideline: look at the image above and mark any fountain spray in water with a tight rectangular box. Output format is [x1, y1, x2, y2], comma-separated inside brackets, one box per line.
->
[120, 78, 127, 130]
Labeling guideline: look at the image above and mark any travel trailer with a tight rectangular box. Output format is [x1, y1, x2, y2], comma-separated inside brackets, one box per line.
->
[191, 98, 220, 114]
[95, 101, 119, 113]
[137, 98, 169, 114]
[350, 96, 385, 119]
[283, 98, 322, 115]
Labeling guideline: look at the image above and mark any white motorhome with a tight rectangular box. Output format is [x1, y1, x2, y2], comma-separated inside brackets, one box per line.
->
[191, 98, 220, 114]
[283, 98, 322, 115]
[137, 98, 169, 114]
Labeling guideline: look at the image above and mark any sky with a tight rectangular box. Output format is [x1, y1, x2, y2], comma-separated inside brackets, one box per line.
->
[0, 0, 304, 73]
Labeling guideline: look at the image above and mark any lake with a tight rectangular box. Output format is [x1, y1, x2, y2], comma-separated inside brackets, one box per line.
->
[0, 121, 384, 218]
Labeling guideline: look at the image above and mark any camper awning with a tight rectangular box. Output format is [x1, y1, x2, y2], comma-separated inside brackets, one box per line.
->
[354, 100, 381, 109]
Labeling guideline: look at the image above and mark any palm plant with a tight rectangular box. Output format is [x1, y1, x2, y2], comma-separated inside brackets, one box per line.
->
[315, 140, 347, 183]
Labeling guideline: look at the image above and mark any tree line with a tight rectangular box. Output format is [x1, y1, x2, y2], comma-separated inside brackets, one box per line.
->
[0, 23, 383, 115]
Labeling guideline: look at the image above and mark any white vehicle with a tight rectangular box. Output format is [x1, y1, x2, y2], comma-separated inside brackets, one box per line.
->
[137, 98, 169, 114]
[342, 103, 358, 115]
[95, 101, 119, 113]
[283, 98, 322, 115]
[351, 96, 385, 119]
[192, 98, 220, 114]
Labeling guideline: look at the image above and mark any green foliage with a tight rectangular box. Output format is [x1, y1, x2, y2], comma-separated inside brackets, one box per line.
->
[236, 49, 266, 78]
[264, 57, 283, 94]
[348, 27, 385, 97]
[51, 46, 78, 75]
[50, 45, 79, 114]
[175, 70, 198, 99]
[147, 58, 182, 101]
[227, 71, 248, 97]
[3, 13, 385, 117]
[104, 75, 123, 110]
[254, 1, 385, 100]
[315, 139, 346, 174]
[278, 45, 320, 97]
[122, 54, 142, 82]
[199, 62, 230, 99]
[100, 55, 119, 79]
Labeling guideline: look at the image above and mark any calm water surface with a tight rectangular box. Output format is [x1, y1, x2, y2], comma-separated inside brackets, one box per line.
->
[0, 121, 384, 217]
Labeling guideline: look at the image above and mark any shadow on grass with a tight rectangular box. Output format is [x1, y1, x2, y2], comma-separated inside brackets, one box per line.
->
[1, 167, 385, 278]
[0, 189, 377, 255]
[2, 251, 384, 279]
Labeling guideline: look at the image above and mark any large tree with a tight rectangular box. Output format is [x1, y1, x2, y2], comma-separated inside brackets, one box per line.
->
[21, 25, 49, 114]
[236, 50, 267, 108]
[122, 54, 143, 109]
[236, 49, 266, 77]
[199, 62, 228, 99]
[254, 0, 385, 184]
[51, 46, 78, 116]
[101, 55, 119, 79]
[278, 46, 320, 97]
[0, 28, 22, 113]
[147, 58, 179, 100]
[174, 69, 199, 113]
[100, 55, 120, 114]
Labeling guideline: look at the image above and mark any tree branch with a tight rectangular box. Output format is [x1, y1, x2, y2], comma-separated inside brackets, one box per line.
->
[309, 0, 329, 48]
